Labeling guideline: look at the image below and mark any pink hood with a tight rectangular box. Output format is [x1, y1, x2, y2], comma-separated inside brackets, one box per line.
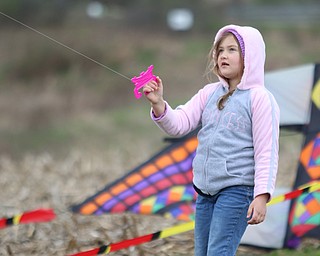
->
[214, 24, 266, 90]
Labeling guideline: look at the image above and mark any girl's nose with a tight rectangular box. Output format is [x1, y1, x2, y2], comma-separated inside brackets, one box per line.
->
[220, 53, 227, 59]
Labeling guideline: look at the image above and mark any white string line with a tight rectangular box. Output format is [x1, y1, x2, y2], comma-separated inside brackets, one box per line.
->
[0, 11, 131, 81]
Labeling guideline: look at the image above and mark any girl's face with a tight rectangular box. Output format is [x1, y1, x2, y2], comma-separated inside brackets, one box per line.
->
[216, 34, 243, 88]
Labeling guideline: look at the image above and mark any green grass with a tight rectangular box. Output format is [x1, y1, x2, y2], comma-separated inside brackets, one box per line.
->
[268, 248, 320, 256]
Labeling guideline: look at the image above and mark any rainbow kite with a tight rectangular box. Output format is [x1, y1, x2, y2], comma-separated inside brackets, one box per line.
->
[285, 67, 320, 248]
[72, 130, 198, 221]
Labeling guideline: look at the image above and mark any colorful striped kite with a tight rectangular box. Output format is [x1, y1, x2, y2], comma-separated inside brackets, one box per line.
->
[72, 129, 320, 220]
[72, 130, 198, 221]
[284, 65, 320, 248]
[286, 134, 320, 247]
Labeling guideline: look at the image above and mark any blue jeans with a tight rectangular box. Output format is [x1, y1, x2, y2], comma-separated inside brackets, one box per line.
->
[194, 185, 254, 256]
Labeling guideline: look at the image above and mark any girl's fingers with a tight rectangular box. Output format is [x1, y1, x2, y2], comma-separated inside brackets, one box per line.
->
[143, 82, 159, 92]
[143, 85, 155, 93]
[247, 205, 253, 219]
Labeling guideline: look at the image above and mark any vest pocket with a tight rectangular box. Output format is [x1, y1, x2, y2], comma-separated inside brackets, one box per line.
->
[205, 158, 243, 186]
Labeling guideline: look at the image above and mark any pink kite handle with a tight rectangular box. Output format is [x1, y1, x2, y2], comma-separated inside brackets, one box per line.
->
[131, 65, 157, 99]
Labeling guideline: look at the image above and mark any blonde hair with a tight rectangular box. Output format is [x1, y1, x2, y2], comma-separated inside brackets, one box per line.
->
[205, 32, 244, 110]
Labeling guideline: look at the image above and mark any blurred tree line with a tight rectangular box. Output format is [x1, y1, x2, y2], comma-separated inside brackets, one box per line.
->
[0, 0, 319, 30]
[0, 0, 70, 25]
[0, 0, 222, 30]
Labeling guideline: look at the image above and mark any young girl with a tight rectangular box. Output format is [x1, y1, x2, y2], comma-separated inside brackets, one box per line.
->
[143, 24, 280, 256]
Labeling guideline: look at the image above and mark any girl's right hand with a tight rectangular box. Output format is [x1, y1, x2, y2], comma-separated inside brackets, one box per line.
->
[143, 76, 164, 104]
[143, 76, 166, 117]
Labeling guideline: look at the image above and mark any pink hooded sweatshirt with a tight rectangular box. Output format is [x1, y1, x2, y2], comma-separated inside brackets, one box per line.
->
[151, 25, 280, 199]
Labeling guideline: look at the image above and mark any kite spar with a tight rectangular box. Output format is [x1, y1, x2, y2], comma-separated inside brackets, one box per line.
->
[0, 208, 56, 229]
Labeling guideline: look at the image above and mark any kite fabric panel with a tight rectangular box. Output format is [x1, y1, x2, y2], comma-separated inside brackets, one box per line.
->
[265, 64, 315, 128]
[240, 187, 291, 249]
[72, 130, 198, 221]
[285, 63, 320, 248]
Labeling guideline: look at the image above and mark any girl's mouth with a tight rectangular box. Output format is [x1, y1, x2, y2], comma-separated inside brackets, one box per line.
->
[221, 62, 229, 67]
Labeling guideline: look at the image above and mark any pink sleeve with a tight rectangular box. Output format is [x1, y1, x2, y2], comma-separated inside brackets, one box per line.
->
[251, 89, 280, 200]
[151, 104, 167, 121]
[150, 83, 218, 137]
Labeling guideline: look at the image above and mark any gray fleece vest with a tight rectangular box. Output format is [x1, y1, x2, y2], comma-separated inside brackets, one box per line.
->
[192, 85, 255, 195]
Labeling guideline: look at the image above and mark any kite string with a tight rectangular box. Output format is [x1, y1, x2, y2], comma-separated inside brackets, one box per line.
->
[0, 11, 131, 81]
